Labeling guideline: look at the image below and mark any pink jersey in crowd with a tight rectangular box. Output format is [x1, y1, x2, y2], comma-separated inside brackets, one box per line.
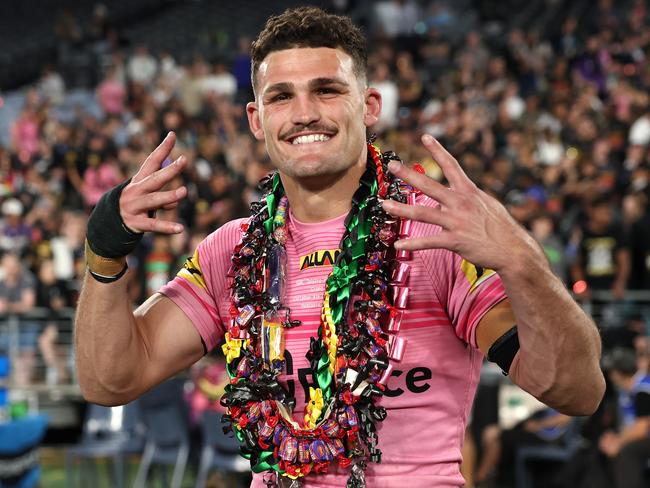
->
[160, 194, 507, 487]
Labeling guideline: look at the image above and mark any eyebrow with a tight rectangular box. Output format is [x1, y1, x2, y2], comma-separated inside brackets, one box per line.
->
[263, 77, 350, 96]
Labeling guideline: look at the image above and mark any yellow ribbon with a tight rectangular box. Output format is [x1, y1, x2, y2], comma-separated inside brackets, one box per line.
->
[221, 332, 249, 363]
[321, 292, 338, 375]
[303, 387, 324, 429]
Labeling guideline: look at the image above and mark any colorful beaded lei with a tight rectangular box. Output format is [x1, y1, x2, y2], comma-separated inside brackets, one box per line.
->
[221, 142, 416, 488]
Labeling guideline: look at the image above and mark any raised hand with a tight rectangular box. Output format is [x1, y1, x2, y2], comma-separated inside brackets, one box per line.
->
[119, 132, 188, 234]
[382, 134, 542, 273]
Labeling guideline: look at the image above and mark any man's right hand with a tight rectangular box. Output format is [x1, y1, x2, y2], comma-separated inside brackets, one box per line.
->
[120, 131, 188, 234]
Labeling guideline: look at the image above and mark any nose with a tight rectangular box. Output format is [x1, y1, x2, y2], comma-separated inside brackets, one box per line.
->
[290, 93, 320, 126]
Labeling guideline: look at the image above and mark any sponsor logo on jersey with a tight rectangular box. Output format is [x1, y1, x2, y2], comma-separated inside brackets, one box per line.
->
[299, 249, 341, 271]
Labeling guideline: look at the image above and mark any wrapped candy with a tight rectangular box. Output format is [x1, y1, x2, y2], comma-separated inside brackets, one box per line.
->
[261, 315, 285, 363]
[267, 244, 288, 307]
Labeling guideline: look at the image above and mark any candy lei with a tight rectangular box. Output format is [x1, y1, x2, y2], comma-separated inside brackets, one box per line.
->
[222, 142, 417, 488]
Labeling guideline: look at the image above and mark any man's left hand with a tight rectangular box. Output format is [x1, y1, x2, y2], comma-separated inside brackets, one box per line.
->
[382, 134, 542, 272]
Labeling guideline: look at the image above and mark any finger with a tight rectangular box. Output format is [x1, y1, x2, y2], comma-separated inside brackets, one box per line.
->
[386, 161, 455, 206]
[382, 200, 454, 229]
[132, 132, 176, 183]
[129, 187, 187, 213]
[393, 234, 453, 251]
[421, 134, 475, 191]
[128, 216, 184, 234]
[137, 155, 187, 192]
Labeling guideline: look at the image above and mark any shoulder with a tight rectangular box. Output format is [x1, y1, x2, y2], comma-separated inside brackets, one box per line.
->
[635, 375, 650, 393]
[198, 217, 250, 263]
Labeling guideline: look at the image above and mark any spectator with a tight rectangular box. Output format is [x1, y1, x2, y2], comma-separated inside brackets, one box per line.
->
[186, 352, 228, 424]
[0, 198, 32, 255]
[80, 144, 122, 208]
[530, 212, 567, 282]
[571, 195, 631, 299]
[200, 61, 237, 100]
[0, 253, 38, 386]
[126, 45, 158, 86]
[232, 36, 253, 98]
[622, 192, 650, 289]
[370, 62, 399, 132]
[37, 66, 66, 107]
[96, 65, 127, 116]
[598, 348, 650, 488]
[143, 234, 175, 297]
[372, 0, 420, 39]
[487, 408, 572, 487]
[35, 259, 70, 384]
[10, 99, 41, 163]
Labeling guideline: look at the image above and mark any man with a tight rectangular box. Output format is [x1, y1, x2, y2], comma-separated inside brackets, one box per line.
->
[571, 194, 631, 301]
[75, 7, 604, 488]
[599, 348, 650, 488]
[0, 252, 38, 386]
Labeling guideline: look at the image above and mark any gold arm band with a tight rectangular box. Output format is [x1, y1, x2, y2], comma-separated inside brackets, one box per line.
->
[85, 239, 127, 277]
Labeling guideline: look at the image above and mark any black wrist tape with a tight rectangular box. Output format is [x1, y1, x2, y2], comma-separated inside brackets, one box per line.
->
[87, 178, 143, 258]
[487, 325, 520, 375]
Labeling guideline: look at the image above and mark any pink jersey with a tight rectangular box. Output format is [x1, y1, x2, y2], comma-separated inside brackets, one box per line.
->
[160, 194, 507, 487]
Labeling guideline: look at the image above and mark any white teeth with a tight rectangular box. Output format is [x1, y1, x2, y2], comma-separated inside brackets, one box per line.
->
[291, 134, 331, 145]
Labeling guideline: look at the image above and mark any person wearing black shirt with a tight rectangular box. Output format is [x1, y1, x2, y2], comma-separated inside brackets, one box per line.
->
[599, 348, 650, 488]
[572, 195, 631, 299]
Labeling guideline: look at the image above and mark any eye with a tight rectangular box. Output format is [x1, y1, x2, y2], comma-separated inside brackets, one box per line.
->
[316, 87, 338, 96]
[269, 93, 290, 103]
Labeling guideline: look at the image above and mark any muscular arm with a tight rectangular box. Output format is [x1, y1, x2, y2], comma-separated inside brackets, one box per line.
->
[476, 240, 604, 416]
[75, 132, 206, 406]
[75, 272, 204, 406]
[384, 134, 605, 417]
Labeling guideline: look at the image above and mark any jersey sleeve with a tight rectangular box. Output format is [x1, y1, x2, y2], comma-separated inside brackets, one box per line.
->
[444, 253, 508, 348]
[159, 219, 246, 351]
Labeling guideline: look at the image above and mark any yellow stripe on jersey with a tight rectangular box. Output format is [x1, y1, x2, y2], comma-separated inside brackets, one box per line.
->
[460, 259, 496, 293]
[178, 248, 207, 290]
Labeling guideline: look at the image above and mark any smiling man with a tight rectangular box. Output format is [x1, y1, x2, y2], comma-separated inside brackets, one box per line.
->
[75, 7, 605, 488]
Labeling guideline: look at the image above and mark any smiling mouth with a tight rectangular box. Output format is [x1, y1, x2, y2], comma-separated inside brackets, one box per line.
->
[286, 133, 334, 145]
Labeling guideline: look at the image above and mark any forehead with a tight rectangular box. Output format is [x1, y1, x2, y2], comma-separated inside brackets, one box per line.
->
[257, 47, 356, 91]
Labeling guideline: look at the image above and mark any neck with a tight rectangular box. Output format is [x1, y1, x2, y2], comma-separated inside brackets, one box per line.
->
[280, 146, 368, 223]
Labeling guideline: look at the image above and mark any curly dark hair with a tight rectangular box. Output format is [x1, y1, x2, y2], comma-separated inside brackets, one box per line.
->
[250, 6, 367, 93]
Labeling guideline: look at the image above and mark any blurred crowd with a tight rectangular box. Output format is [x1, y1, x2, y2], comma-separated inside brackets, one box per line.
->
[1, 0, 650, 484]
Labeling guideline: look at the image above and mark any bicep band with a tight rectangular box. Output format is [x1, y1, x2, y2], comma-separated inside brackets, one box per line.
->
[486, 325, 519, 375]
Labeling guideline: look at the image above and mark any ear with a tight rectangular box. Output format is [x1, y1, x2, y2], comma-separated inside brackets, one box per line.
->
[246, 101, 265, 141]
[363, 87, 382, 128]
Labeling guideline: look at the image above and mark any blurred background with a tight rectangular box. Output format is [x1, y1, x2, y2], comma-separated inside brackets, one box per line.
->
[0, 0, 649, 486]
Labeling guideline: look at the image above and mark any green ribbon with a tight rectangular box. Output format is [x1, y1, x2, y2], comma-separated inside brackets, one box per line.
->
[264, 173, 282, 235]
[226, 360, 238, 379]
[316, 345, 333, 402]
[251, 450, 282, 473]
[325, 181, 375, 325]
[235, 427, 245, 444]
[313, 168, 379, 406]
